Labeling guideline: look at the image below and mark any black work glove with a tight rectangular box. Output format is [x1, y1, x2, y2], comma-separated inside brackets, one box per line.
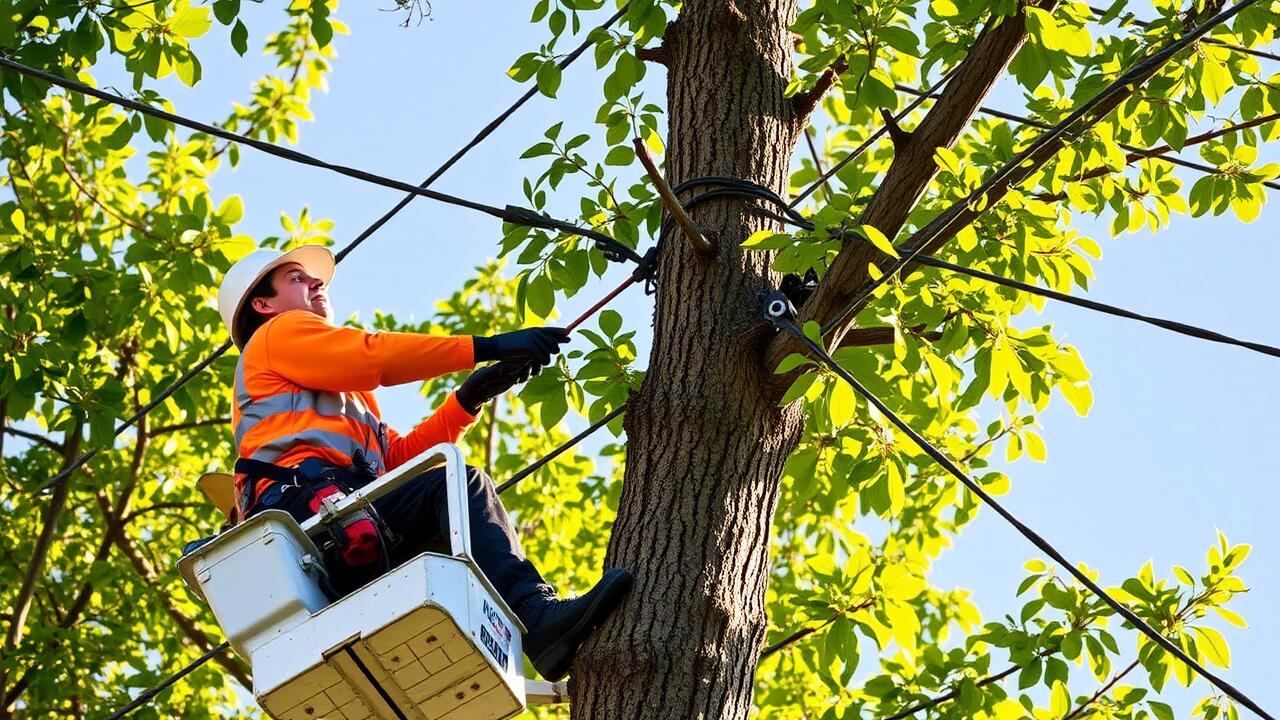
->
[473, 327, 570, 366]
[456, 361, 540, 414]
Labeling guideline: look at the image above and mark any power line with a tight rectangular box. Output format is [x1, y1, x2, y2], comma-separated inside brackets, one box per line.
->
[0, 56, 642, 265]
[103, 641, 231, 720]
[820, 0, 1264, 337]
[764, 295, 1275, 720]
[496, 403, 628, 495]
[913, 255, 1280, 359]
[334, 2, 631, 263]
[28, 5, 633, 495]
[1087, 4, 1280, 64]
[661, 174, 1278, 363]
[789, 65, 961, 207]
[894, 84, 1280, 193]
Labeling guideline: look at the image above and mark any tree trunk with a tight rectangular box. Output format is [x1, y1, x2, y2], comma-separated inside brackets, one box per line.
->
[572, 0, 805, 717]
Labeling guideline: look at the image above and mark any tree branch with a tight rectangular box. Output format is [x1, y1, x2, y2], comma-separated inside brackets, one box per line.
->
[768, 0, 1227, 379]
[1, 425, 65, 453]
[3, 422, 82, 657]
[1061, 658, 1141, 720]
[59, 154, 159, 242]
[790, 57, 848, 127]
[894, 83, 1280, 192]
[1034, 111, 1280, 201]
[110, 522, 251, 688]
[835, 325, 943, 349]
[150, 417, 230, 436]
[767, 1, 1057, 381]
[635, 44, 669, 66]
[803, 128, 826, 175]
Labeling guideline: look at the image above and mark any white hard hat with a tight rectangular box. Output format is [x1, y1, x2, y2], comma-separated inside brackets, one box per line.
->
[218, 245, 335, 348]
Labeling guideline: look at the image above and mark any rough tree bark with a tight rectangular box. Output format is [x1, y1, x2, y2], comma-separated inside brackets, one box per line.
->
[571, 0, 809, 717]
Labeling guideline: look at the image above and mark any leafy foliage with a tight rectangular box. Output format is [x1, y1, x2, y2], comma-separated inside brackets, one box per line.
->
[1, 0, 1273, 717]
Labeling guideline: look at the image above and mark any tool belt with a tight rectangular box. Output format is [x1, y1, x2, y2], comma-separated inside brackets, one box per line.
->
[235, 452, 392, 597]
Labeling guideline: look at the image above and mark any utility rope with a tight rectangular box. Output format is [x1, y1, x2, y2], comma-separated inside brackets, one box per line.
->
[818, 0, 1263, 338]
[0, 56, 643, 265]
[30, 6, 634, 496]
[763, 294, 1275, 720]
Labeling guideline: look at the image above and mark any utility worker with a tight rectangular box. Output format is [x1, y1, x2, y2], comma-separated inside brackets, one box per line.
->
[216, 245, 631, 682]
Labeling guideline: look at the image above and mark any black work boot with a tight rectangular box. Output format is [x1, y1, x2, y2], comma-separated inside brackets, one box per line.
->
[519, 568, 633, 681]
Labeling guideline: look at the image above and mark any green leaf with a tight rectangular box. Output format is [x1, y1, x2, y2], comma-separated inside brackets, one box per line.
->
[169, 6, 212, 39]
[231, 20, 248, 56]
[861, 224, 898, 258]
[781, 372, 818, 405]
[1059, 382, 1092, 416]
[536, 62, 562, 99]
[218, 195, 244, 225]
[773, 353, 810, 375]
[599, 309, 622, 337]
[526, 273, 555, 319]
[213, 0, 240, 25]
[1191, 626, 1230, 668]
[604, 146, 634, 166]
[1023, 431, 1046, 462]
[829, 379, 855, 426]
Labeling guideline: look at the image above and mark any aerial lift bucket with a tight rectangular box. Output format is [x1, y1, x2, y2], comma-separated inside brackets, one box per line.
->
[180, 444, 565, 720]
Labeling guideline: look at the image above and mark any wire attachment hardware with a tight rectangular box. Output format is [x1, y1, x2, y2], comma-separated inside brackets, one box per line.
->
[761, 290, 797, 325]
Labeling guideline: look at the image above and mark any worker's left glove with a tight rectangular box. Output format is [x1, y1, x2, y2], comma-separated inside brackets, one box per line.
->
[456, 361, 540, 414]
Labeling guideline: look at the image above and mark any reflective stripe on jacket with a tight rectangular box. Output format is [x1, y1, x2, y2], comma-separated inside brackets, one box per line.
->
[232, 310, 477, 506]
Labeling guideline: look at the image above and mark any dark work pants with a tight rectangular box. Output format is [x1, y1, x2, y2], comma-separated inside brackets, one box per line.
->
[373, 464, 552, 612]
[255, 463, 552, 614]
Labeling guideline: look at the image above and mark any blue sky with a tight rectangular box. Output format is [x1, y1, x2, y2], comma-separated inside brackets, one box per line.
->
[90, 1, 1278, 714]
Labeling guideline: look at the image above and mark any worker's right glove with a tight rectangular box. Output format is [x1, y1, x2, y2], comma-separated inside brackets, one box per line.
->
[473, 327, 569, 366]
[456, 360, 540, 415]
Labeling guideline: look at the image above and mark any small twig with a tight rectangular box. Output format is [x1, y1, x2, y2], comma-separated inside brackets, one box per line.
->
[1, 426, 66, 453]
[635, 45, 668, 65]
[1061, 658, 1142, 720]
[878, 107, 912, 150]
[633, 137, 715, 256]
[758, 597, 876, 659]
[804, 128, 826, 175]
[1034, 111, 1280, 200]
[791, 57, 849, 123]
[835, 325, 943, 349]
[150, 418, 230, 436]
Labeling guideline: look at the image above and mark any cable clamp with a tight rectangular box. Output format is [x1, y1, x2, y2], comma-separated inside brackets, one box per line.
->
[760, 289, 797, 328]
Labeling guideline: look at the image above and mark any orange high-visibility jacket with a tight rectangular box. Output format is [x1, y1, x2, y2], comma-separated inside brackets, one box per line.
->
[232, 310, 477, 508]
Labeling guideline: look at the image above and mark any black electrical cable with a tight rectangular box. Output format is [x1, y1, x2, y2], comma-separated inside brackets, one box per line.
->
[30, 6, 634, 496]
[790, 65, 961, 207]
[763, 295, 1275, 720]
[103, 641, 231, 720]
[1086, 3, 1280, 64]
[495, 403, 627, 495]
[913, 255, 1280, 359]
[0, 56, 642, 267]
[665, 174, 1277, 366]
[334, 2, 632, 264]
[819, 0, 1263, 338]
[893, 83, 1280, 193]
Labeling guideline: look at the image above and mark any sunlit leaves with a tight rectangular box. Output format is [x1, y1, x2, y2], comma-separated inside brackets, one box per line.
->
[0, 2, 339, 715]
